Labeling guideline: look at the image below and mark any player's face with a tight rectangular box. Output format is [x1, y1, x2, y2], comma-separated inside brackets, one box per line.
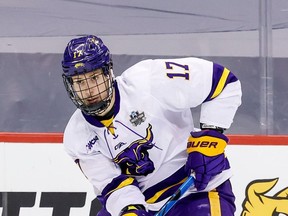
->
[71, 69, 110, 106]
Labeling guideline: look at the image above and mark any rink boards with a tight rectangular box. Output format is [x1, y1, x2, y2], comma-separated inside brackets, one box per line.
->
[0, 134, 288, 216]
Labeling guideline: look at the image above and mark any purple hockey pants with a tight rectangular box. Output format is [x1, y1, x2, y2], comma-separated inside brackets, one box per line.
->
[97, 179, 235, 216]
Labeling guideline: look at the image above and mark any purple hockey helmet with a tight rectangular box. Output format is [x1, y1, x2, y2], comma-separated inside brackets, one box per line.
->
[61, 35, 114, 115]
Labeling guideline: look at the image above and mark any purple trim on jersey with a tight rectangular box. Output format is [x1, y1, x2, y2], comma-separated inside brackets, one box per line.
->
[113, 81, 121, 116]
[82, 81, 121, 127]
[96, 208, 112, 216]
[97, 174, 139, 207]
[143, 166, 189, 203]
[204, 63, 238, 103]
[74, 159, 89, 179]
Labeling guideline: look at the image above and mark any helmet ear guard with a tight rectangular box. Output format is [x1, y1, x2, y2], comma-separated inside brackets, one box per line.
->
[61, 35, 114, 116]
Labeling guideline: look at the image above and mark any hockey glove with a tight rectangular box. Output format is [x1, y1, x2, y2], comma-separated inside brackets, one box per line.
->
[185, 130, 230, 191]
[119, 204, 152, 216]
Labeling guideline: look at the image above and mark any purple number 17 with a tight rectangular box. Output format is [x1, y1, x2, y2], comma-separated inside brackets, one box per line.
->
[165, 62, 190, 80]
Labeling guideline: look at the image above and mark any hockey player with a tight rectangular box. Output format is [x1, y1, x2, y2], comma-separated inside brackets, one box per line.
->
[61, 35, 242, 216]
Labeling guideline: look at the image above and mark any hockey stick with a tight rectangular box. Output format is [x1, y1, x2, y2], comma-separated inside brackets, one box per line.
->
[154, 175, 195, 216]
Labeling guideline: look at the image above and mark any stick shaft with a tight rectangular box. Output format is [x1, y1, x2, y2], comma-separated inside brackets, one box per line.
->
[155, 176, 195, 216]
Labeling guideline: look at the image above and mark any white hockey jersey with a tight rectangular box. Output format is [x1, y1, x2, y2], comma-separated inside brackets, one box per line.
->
[63, 57, 242, 215]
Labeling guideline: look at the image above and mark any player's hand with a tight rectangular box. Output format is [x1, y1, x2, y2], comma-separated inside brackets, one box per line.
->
[119, 204, 153, 216]
[185, 130, 230, 191]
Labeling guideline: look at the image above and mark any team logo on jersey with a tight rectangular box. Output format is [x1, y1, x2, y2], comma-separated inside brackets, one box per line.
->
[86, 135, 99, 152]
[113, 124, 155, 176]
[129, 110, 146, 126]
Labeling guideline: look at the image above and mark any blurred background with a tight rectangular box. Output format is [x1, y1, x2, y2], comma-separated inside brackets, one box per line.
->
[0, 0, 287, 134]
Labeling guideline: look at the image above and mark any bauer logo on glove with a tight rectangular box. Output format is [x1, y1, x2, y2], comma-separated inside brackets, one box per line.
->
[185, 130, 230, 191]
[187, 130, 228, 156]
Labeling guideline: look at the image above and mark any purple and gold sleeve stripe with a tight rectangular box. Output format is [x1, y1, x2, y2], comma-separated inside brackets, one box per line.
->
[143, 166, 188, 204]
[97, 175, 139, 206]
[204, 63, 238, 102]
